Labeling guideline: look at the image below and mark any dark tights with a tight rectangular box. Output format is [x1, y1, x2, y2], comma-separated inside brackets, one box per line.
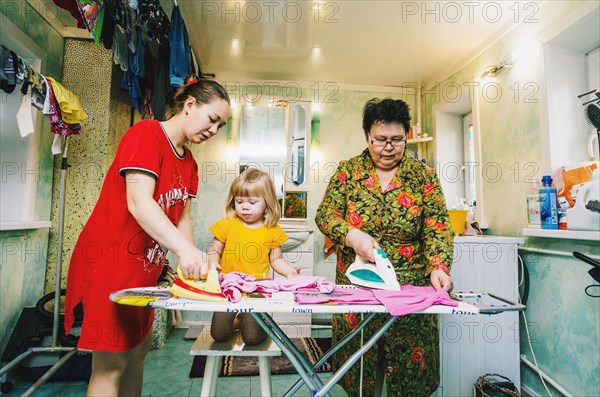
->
[210, 312, 267, 345]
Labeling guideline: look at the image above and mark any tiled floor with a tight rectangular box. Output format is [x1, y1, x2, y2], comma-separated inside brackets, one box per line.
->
[4, 328, 349, 397]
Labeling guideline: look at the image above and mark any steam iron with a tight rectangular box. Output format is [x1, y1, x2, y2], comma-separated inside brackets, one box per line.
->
[346, 249, 401, 290]
[170, 264, 227, 302]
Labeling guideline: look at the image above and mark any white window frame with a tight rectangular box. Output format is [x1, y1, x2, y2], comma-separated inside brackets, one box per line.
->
[0, 16, 48, 230]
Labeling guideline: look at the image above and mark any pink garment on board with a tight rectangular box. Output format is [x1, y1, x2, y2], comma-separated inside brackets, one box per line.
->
[294, 285, 458, 316]
[294, 286, 380, 305]
[219, 272, 335, 303]
[372, 285, 457, 316]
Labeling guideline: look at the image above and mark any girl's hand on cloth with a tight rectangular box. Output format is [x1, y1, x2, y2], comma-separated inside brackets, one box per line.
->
[430, 269, 453, 292]
[178, 247, 209, 280]
[287, 268, 301, 278]
[345, 228, 381, 262]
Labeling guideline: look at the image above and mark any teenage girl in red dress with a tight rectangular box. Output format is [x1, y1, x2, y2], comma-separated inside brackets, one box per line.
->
[64, 78, 230, 396]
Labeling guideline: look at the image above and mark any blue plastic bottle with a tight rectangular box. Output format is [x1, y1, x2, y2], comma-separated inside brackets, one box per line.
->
[539, 175, 559, 229]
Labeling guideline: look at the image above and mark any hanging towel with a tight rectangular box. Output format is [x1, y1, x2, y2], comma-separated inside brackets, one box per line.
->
[17, 91, 35, 137]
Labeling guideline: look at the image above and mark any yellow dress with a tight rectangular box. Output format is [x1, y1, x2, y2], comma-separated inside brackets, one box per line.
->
[210, 217, 288, 278]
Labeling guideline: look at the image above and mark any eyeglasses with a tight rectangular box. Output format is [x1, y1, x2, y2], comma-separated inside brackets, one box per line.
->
[369, 134, 407, 149]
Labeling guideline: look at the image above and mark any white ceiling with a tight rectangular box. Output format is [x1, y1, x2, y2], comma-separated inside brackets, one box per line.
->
[179, 0, 531, 86]
[36, 0, 598, 87]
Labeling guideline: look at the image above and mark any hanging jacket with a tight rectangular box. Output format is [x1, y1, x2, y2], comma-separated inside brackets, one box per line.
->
[168, 5, 191, 87]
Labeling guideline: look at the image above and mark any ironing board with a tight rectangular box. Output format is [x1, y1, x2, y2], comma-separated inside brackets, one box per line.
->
[109, 286, 524, 397]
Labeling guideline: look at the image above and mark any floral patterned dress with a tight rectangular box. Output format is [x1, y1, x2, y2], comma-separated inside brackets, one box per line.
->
[315, 149, 454, 396]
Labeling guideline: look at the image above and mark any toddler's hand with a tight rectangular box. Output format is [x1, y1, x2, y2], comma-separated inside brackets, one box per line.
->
[287, 268, 301, 278]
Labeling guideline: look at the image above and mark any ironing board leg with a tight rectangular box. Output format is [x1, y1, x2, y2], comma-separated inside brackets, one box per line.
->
[249, 313, 323, 394]
[258, 356, 272, 397]
[200, 356, 219, 397]
[210, 357, 219, 396]
[314, 315, 398, 397]
[283, 313, 379, 397]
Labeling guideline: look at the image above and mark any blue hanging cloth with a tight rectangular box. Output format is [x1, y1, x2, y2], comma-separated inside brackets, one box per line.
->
[168, 5, 192, 87]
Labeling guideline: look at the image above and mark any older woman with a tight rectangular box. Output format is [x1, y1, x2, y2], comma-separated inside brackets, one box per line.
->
[315, 98, 454, 396]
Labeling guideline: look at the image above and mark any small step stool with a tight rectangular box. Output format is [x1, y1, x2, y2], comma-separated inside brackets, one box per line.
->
[189, 326, 281, 397]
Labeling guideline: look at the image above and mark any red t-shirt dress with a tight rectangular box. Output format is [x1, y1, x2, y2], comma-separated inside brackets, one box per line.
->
[64, 119, 199, 352]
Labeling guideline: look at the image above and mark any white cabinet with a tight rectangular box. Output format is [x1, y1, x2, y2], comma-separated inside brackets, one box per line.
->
[439, 236, 523, 396]
[272, 230, 314, 338]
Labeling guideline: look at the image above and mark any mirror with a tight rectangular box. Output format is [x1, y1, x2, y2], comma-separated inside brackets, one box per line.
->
[288, 103, 307, 186]
[238, 99, 311, 219]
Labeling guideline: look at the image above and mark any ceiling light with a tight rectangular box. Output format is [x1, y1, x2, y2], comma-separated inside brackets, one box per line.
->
[312, 47, 321, 59]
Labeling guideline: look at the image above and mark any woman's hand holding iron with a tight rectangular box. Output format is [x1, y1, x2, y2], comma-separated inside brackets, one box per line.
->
[177, 246, 210, 280]
[345, 228, 381, 262]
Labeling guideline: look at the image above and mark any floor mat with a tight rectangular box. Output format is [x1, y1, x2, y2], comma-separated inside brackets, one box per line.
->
[189, 337, 332, 377]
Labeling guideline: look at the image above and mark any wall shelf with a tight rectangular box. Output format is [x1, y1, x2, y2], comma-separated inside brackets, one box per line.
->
[407, 136, 433, 159]
[0, 221, 52, 231]
[523, 228, 600, 241]
[407, 136, 433, 144]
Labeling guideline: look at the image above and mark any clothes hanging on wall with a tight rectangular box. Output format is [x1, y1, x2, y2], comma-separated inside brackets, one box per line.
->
[78, 0, 105, 44]
[0, 46, 25, 94]
[0, 44, 87, 151]
[52, 0, 87, 29]
[51, 0, 196, 118]
[45, 77, 88, 125]
[139, 0, 170, 44]
[168, 4, 192, 87]
[150, 39, 172, 120]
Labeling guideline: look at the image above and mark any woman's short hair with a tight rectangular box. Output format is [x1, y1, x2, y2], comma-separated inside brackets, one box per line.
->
[166, 78, 231, 119]
[362, 98, 411, 138]
[225, 168, 281, 228]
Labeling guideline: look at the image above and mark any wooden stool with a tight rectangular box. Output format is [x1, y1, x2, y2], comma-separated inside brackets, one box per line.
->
[189, 326, 281, 397]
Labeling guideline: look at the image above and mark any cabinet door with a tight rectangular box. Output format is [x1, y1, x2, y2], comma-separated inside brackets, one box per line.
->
[272, 233, 314, 338]
[440, 242, 520, 396]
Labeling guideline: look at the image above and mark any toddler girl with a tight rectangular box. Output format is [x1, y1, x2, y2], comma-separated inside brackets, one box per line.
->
[208, 168, 299, 345]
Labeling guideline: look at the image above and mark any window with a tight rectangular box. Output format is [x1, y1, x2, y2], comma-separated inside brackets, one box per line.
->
[0, 18, 47, 229]
[463, 113, 477, 207]
[433, 90, 485, 226]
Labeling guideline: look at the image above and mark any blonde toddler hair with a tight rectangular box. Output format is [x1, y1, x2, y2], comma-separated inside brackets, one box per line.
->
[225, 168, 281, 227]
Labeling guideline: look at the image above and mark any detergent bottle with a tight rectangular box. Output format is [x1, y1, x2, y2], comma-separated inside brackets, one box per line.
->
[526, 179, 541, 228]
[567, 169, 600, 231]
[539, 175, 559, 229]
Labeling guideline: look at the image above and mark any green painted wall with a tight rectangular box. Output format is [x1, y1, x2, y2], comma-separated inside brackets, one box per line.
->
[420, 1, 599, 395]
